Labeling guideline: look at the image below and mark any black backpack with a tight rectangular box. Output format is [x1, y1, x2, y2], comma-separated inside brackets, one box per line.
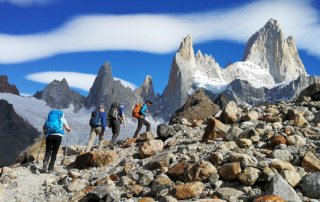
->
[108, 103, 119, 120]
[89, 111, 101, 127]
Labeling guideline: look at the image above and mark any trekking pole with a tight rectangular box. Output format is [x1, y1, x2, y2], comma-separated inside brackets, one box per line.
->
[36, 133, 46, 163]
[64, 132, 69, 160]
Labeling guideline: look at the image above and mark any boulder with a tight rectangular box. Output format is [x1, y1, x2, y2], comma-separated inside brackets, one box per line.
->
[138, 132, 155, 141]
[67, 179, 87, 192]
[138, 197, 155, 202]
[202, 118, 230, 142]
[237, 167, 261, 185]
[265, 174, 301, 202]
[157, 124, 176, 141]
[300, 172, 320, 199]
[170, 90, 220, 125]
[297, 82, 320, 102]
[71, 150, 117, 169]
[149, 152, 174, 170]
[286, 135, 306, 147]
[186, 160, 217, 182]
[302, 151, 320, 172]
[242, 111, 259, 121]
[236, 138, 252, 148]
[151, 174, 175, 196]
[280, 170, 301, 187]
[139, 140, 164, 158]
[215, 188, 244, 201]
[294, 114, 308, 127]
[271, 160, 296, 172]
[271, 135, 286, 147]
[253, 195, 285, 202]
[271, 150, 293, 162]
[167, 162, 190, 182]
[220, 101, 238, 124]
[174, 181, 204, 200]
[218, 162, 241, 180]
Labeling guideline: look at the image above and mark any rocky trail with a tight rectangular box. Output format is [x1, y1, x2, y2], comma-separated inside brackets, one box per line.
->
[1, 88, 320, 202]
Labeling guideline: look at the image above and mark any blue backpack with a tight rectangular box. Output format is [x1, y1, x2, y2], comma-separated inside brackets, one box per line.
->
[89, 111, 101, 127]
[45, 110, 64, 135]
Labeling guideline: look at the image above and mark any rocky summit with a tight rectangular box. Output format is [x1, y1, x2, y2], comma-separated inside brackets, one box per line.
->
[0, 75, 19, 95]
[1, 87, 320, 202]
[34, 78, 85, 112]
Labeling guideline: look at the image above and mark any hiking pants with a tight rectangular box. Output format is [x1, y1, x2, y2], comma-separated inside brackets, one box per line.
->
[133, 117, 150, 138]
[43, 135, 62, 170]
[85, 127, 103, 152]
[109, 119, 121, 148]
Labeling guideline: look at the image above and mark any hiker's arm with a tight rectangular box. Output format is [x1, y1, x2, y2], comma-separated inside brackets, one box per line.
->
[140, 105, 147, 117]
[62, 118, 71, 132]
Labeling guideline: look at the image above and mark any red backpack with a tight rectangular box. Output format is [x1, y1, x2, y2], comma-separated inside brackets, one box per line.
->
[132, 103, 143, 118]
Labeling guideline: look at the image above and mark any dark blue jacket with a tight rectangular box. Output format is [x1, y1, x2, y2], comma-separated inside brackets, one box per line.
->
[99, 111, 107, 130]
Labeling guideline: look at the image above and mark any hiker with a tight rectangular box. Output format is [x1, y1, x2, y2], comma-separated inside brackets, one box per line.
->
[85, 104, 107, 152]
[133, 100, 153, 138]
[43, 109, 71, 173]
[108, 103, 125, 149]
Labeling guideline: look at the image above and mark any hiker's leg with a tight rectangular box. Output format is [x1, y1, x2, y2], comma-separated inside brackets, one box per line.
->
[43, 135, 53, 167]
[85, 127, 97, 152]
[144, 119, 151, 132]
[133, 118, 144, 138]
[97, 127, 104, 150]
[110, 120, 120, 148]
[48, 135, 62, 171]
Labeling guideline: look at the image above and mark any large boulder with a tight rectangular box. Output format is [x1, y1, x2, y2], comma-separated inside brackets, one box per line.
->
[202, 118, 230, 142]
[139, 140, 164, 158]
[300, 172, 320, 199]
[302, 151, 320, 172]
[265, 174, 301, 202]
[220, 101, 238, 124]
[71, 150, 117, 169]
[174, 181, 204, 200]
[157, 124, 176, 141]
[169, 90, 220, 125]
[297, 82, 320, 102]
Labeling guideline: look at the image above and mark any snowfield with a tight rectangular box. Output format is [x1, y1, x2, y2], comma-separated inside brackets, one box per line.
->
[0, 93, 163, 146]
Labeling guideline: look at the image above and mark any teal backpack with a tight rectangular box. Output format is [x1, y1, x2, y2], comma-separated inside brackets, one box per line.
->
[45, 110, 64, 135]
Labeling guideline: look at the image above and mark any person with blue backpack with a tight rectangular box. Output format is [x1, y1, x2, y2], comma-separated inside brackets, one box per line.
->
[85, 104, 107, 152]
[42, 109, 71, 173]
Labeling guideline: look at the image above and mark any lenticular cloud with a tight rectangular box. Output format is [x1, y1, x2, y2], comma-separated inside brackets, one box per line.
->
[0, 0, 319, 64]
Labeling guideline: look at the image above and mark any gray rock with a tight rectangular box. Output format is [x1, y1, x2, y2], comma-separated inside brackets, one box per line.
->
[157, 124, 176, 141]
[265, 174, 301, 202]
[225, 126, 243, 141]
[67, 179, 87, 192]
[138, 170, 154, 186]
[215, 188, 244, 201]
[300, 172, 320, 199]
[272, 149, 293, 162]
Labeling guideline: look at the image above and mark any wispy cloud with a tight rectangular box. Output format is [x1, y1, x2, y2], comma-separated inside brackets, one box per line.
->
[0, 0, 53, 6]
[26, 71, 138, 91]
[0, 0, 319, 63]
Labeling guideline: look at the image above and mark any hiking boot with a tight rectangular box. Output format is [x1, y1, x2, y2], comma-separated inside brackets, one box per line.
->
[42, 163, 48, 172]
[48, 168, 54, 174]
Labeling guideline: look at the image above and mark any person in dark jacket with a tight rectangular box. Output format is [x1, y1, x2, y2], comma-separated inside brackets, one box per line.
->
[133, 100, 153, 138]
[84, 104, 107, 152]
[108, 103, 125, 149]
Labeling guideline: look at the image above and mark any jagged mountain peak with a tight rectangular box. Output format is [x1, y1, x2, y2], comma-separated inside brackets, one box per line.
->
[34, 78, 84, 112]
[243, 18, 306, 83]
[177, 35, 195, 60]
[135, 75, 155, 102]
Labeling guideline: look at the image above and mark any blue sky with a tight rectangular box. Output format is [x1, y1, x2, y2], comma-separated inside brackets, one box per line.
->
[0, 0, 319, 96]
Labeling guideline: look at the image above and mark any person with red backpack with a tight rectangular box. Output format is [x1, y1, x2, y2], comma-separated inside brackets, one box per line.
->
[133, 100, 153, 138]
[42, 109, 71, 173]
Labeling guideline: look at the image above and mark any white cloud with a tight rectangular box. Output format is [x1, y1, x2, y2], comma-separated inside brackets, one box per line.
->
[0, 0, 319, 63]
[0, 0, 53, 6]
[26, 71, 138, 91]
